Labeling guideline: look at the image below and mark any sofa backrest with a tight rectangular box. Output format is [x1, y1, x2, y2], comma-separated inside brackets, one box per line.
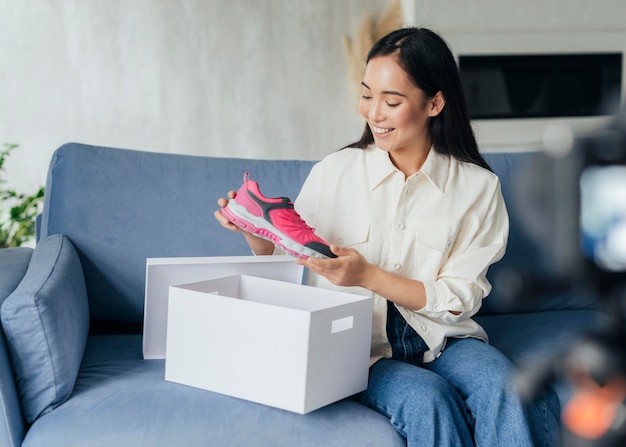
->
[40, 143, 596, 324]
[40, 143, 316, 323]
[481, 152, 597, 314]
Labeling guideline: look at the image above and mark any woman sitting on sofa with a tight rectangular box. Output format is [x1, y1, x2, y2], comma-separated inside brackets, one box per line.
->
[215, 27, 560, 447]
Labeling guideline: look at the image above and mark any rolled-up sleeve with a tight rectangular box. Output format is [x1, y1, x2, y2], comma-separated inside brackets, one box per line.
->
[419, 178, 509, 323]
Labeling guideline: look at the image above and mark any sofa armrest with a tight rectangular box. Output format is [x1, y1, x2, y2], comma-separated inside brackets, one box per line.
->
[0, 331, 25, 447]
[0, 247, 33, 447]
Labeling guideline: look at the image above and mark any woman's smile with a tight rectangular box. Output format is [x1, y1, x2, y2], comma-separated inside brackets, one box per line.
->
[371, 125, 395, 135]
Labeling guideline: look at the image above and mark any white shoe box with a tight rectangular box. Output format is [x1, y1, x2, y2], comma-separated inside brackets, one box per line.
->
[164, 274, 373, 414]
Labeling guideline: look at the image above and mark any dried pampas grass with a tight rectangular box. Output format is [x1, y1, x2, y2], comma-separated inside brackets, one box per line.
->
[342, 0, 405, 104]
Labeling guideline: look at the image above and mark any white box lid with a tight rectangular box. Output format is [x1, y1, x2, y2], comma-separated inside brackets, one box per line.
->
[143, 256, 304, 359]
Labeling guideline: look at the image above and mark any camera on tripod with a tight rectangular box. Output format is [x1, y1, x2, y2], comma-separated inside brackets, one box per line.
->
[511, 108, 626, 446]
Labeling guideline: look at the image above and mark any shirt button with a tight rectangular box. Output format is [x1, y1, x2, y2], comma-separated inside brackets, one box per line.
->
[433, 304, 440, 311]
[404, 188, 409, 195]
[337, 237, 344, 244]
[396, 223, 405, 230]
[420, 325, 427, 332]
[445, 240, 452, 250]
[393, 263, 401, 271]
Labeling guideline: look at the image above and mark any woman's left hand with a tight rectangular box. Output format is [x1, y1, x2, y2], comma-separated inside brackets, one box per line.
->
[300, 244, 427, 311]
[296, 245, 373, 288]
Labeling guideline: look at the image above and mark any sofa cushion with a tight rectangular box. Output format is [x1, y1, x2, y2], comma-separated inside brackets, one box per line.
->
[476, 309, 606, 365]
[0, 235, 89, 423]
[24, 335, 405, 447]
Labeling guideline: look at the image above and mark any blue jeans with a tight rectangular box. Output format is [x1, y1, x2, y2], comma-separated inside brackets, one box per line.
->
[355, 305, 560, 446]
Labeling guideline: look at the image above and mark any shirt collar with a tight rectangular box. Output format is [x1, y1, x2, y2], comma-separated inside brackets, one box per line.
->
[417, 147, 450, 193]
[366, 146, 396, 190]
[366, 145, 450, 193]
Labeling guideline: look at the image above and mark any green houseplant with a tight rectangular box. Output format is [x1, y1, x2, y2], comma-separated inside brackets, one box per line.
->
[0, 143, 45, 248]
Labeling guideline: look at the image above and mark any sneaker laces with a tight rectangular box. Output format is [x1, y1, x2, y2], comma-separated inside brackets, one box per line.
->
[280, 202, 315, 233]
[287, 203, 315, 232]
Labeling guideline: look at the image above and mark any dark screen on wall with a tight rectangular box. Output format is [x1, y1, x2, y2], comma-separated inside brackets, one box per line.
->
[459, 53, 622, 119]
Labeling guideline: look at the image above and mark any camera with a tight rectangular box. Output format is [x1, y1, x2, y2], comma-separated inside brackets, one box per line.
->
[511, 108, 626, 446]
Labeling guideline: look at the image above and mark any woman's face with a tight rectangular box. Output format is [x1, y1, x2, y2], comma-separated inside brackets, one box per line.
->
[358, 55, 443, 156]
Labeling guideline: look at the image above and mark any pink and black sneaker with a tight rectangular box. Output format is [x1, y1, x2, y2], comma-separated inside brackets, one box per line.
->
[220, 173, 337, 259]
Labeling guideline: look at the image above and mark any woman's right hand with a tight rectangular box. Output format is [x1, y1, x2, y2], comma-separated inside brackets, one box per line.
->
[214, 191, 243, 233]
[214, 191, 275, 255]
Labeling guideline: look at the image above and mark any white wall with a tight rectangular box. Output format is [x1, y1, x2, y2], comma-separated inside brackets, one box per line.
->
[3, 0, 626, 194]
[1, 0, 386, 194]
[403, 0, 626, 32]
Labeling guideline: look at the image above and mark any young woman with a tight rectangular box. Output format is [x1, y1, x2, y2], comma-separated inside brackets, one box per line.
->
[216, 27, 560, 446]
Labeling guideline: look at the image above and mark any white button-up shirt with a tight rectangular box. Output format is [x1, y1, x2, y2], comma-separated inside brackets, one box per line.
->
[294, 145, 509, 363]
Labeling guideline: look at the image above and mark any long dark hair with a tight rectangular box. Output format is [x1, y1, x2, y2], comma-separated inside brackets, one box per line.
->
[345, 27, 491, 172]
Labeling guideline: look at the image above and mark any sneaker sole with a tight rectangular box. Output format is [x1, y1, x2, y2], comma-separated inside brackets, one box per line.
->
[221, 200, 331, 259]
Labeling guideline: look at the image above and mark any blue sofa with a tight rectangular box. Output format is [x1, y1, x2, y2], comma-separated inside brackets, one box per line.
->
[0, 143, 606, 446]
